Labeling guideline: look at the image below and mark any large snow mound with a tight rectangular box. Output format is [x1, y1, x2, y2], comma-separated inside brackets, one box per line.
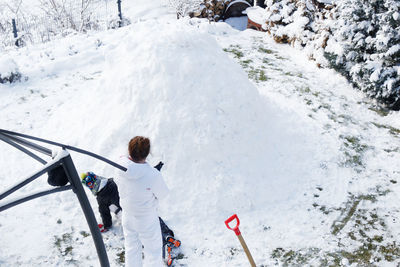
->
[47, 21, 326, 231]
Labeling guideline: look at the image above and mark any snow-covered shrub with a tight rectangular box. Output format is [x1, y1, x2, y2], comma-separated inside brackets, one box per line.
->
[324, 0, 400, 110]
[38, 0, 98, 33]
[260, 0, 400, 110]
[263, 0, 317, 46]
[167, 0, 203, 18]
[107, 17, 131, 29]
[0, 57, 22, 84]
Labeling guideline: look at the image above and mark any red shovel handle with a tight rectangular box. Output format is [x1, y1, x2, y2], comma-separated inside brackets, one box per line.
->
[225, 214, 241, 236]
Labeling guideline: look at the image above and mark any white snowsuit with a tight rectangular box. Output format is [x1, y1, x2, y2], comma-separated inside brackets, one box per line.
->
[118, 157, 169, 267]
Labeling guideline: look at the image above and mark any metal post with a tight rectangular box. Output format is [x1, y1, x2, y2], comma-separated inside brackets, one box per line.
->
[117, 0, 122, 27]
[61, 154, 110, 267]
[11, 19, 19, 47]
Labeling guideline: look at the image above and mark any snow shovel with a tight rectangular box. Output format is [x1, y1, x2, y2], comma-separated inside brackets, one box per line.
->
[225, 214, 256, 267]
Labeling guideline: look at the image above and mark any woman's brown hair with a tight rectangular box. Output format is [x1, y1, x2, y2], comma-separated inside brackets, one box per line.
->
[128, 136, 150, 162]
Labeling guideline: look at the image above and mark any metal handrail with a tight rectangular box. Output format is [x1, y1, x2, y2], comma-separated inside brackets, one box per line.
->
[0, 185, 73, 212]
[0, 129, 127, 171]
[0, 133, 47, 165]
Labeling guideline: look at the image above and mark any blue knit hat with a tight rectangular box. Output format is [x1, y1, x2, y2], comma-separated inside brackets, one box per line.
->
[81, 172, 96, 188]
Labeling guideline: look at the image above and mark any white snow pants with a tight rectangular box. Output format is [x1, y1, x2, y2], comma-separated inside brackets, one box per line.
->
[122, 209, 163, 267]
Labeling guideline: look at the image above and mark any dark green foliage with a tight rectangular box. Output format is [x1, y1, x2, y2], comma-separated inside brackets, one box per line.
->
[325, 0, 400, 110]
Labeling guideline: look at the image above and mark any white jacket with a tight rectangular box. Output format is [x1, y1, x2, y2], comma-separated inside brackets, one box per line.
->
[118, 157, 169, 216]
[118, 157, 169, 267]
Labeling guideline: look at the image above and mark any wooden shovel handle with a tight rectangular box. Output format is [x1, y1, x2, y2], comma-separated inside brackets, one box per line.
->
[237, 234, 256, 267]
[225, 214, 257, 266]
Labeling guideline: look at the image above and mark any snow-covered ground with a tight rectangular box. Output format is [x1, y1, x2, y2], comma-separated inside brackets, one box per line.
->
[1, 1, 399, 266]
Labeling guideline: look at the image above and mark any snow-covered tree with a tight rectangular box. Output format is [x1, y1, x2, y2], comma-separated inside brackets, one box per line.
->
[259, 0, 400, 110]
[0, 56, 22, 84]
[263, 0, 315, 46]
[324, 0, 400, 109]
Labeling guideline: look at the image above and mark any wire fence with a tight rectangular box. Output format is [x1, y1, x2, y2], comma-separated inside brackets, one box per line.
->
[0, 0, 124, 49]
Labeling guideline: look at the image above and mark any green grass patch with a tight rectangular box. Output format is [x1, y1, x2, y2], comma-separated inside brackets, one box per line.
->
[339, 135, 369, 170]
[54, 232, 73, 256]
[262, 58, 274, 65]
[248, 67, 270, 82]
[331, 196, 361, 235]
[79, 230, 90, 238]
[312, 91, 320, 97]
[384, 147, 400, 153]
[342, 152, 363, 168]
[368, 106, 390, 117]
[239, 59, 253, 68]
[275, 55, 288, 60]
[331, 193, 381, 236]
[117, 250, 125, 264]
[223, 45, 244, 58]
[258, 47, 274, 54]
[274, 200, 400, 265]
[271, 248, 322, 266]
[259, 70, 268, 81]
[379, 242, 400, 261]
[372, 122, 400, 136]
[320, 205, 333, 215]
[337, 114, 355, 124]
[284, 72, 296, 77]
[297, 86, 311, 95]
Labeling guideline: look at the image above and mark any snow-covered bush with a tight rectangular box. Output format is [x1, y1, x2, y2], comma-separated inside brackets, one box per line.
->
[167, 0, 203, 18]
[325, 0, 400, 110]
[38, 0, 99, 33]
[263, 0, 316, 45]
[0, 57, 22, 84]
[260, 0, 400, 110]
[260, 0, 334, 65]
[107, 17, 131, 29]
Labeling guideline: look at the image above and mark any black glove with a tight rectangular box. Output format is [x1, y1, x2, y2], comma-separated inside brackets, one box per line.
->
[154, 161, 164, 171]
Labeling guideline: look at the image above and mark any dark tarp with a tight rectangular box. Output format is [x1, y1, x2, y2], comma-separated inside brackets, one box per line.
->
[224, 0, 251, 19]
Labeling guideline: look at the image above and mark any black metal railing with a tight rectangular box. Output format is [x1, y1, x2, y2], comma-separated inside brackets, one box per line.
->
[0, 129, 127, 267]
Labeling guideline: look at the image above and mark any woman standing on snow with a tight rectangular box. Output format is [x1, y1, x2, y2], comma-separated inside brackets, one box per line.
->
[118, 136, 169, 267]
